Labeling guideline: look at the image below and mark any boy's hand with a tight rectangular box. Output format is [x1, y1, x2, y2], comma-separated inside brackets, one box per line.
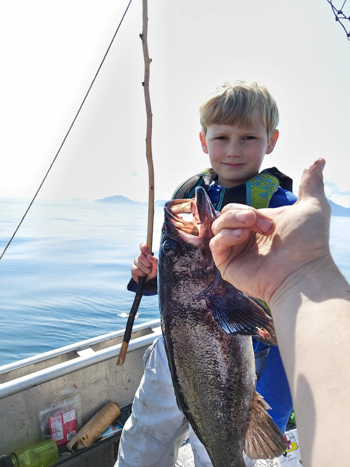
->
[131, 243, 158, 283]
[209, 159, 331, 305]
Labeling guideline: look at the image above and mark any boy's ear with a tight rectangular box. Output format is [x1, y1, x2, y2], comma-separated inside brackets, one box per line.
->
[266, 129, 279, 154]
[199, 132, 208, 154]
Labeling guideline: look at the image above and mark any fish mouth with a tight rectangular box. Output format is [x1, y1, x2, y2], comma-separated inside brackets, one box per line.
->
[164, 187, 217, 237]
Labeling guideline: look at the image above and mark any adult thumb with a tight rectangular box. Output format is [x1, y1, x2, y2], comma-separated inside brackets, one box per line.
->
[297, 159, 329, 210]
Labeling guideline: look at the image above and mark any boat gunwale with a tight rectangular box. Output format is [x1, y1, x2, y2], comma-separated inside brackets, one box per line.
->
[0, 319, 161, 400]
[0, 318, 160, 375]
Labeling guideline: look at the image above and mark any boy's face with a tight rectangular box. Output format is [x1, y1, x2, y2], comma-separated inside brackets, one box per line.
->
[200, 109, 279, 188]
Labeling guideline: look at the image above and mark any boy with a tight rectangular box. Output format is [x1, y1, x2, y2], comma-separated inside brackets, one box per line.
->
[116, 81, 297, 467]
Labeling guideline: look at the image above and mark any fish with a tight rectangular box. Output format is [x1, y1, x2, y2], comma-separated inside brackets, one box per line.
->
[158, 186, 286, 467]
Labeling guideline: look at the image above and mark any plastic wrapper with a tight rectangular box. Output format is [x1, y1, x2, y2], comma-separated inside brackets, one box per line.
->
[38, 385, 81, 445]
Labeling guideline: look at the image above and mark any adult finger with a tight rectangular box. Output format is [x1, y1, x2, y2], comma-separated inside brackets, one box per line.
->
[209, 227, 251, 264]
[212, 206, 274, 237]
[212, 206, 256, 236]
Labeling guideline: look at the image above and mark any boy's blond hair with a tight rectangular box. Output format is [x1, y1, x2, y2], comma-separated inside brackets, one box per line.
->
[199, 81, 279, 137]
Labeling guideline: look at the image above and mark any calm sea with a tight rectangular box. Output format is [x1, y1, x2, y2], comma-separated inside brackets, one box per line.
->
[0, 198, 349, 366]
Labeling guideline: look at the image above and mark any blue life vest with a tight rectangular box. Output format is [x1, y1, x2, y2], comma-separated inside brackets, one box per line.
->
[172, 166, 293, 210]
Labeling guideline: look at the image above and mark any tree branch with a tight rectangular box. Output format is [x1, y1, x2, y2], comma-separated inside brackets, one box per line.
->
[117, 0, 154, 365]
[140, 0, 154, 253]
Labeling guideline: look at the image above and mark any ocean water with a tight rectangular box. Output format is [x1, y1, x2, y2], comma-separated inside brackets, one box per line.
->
[0, 198, 349, 366]
[0, 198, 164, 366]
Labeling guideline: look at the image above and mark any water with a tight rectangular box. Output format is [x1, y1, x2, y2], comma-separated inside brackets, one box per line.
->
[0, 198, 349, 366]
[0, 198, 164, 366]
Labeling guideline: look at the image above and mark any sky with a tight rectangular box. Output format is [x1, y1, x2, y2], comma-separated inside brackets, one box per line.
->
[0, 0, 350, 207]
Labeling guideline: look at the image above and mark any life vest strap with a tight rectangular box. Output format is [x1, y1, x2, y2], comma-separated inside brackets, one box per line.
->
[172, 167, 292, 209]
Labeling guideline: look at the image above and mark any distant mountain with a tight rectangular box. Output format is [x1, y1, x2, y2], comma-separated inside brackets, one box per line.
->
[96, 195, 168, 207]
[328, 200, 350, 217]
[96, 195, 350, 217]
[96, 195, 145, 205]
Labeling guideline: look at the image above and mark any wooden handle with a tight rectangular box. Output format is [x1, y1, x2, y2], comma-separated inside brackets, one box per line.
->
[66, 401, 121, 450]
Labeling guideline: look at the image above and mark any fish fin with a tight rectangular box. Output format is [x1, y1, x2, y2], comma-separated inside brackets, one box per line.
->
[244, 391, 286, 460]
[207, 281, 277, 344]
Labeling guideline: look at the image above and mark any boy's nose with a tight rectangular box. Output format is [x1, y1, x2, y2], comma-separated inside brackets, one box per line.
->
[227, 140, 242, 156]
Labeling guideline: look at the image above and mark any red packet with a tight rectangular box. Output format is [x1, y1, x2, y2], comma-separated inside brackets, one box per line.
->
[48, 409, 77, 445]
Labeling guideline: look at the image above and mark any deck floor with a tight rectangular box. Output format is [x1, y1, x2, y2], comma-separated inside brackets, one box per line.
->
[177, 441, 195, 466]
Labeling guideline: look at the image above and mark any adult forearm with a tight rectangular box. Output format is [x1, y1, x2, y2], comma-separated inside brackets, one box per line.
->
[270, 256, 350, 466]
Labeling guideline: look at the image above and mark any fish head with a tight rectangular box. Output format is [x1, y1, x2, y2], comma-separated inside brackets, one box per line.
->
[159, 187, 218, 298]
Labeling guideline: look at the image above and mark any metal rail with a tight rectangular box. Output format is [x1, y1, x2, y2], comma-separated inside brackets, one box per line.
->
[0, 319, 160, 375]
[0, 320, 161, 400]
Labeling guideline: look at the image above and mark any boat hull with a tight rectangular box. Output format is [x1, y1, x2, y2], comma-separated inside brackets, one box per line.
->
[0, 320, 161, 465]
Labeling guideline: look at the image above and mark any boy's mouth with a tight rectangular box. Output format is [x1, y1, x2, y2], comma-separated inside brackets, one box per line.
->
[222, 162, 245, 167]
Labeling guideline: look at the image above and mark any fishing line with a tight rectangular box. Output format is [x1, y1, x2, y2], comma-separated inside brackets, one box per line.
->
[0, 0, 133, 261]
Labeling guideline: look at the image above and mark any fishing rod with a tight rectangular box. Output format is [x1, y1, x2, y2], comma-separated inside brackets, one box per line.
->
[117, 0, 154, 365]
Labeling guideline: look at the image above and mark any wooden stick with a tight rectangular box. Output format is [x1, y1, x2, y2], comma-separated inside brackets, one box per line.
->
[141, 0, 154, 252]
[66, 401, 121, 450]
[117, 0, 154, 365]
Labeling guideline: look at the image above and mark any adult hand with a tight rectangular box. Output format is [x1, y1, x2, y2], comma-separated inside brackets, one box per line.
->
[211, 158, 350, 467]
[210, 158, 331, 304]
[131, 242, 158, 283]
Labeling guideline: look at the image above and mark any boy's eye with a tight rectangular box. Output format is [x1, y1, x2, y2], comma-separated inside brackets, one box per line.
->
[216, 136, 228, 140]
[243, 136, 256, 140]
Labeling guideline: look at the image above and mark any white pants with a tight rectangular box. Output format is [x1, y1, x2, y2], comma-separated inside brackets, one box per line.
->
[116, 336, 266, 467]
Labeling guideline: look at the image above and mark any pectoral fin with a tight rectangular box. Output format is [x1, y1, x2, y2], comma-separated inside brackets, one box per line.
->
[204, 278, 277, 345]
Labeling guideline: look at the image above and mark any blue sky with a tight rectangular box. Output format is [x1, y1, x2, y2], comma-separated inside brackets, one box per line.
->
[1, 0, 350, 206]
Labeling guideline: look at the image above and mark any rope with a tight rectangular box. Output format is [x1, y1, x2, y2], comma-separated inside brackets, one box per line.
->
[327, 0, 350, 40]
[0, 0, 133, 260]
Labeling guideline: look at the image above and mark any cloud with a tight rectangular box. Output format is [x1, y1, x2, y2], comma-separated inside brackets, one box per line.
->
[293, 180, 350, 208]
[324, 180, 350, 208]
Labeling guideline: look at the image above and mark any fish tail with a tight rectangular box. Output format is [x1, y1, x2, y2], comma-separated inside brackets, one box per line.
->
[244, 391, 286, 460]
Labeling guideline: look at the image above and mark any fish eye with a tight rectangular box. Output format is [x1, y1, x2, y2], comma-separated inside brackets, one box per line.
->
[162, 238, 179, 257]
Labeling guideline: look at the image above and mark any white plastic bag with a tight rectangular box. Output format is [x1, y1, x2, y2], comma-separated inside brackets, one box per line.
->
[38, 385, 81, 445]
